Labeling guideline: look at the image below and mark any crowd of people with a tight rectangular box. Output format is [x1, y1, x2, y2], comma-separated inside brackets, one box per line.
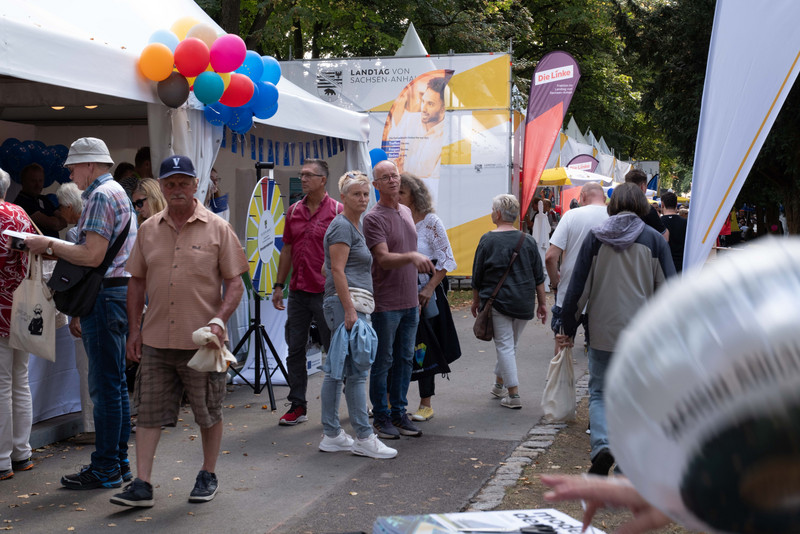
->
[4, 138, 783, 531]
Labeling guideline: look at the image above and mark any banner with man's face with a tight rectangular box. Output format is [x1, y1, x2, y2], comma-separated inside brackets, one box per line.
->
[281, 54, 513, 276]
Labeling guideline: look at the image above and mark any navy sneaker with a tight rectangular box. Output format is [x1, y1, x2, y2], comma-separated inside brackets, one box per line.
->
[11, 458, 33, 472]
[61, 465, 122, 490]
[392, 413, 422, 437]
[110, 478, 154, 507]
[188, 470, 218, 503]
[372, 413, 400, 440]
[119, 459, 133, 482]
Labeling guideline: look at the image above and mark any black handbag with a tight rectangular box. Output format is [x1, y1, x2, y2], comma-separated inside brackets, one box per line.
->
[48, 219, 131, 318]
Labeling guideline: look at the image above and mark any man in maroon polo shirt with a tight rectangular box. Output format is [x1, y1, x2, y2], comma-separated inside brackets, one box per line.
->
[272, 159, 342, 425]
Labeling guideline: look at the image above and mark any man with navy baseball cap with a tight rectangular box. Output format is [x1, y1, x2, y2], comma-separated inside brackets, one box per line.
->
[112, 155, 248, 507]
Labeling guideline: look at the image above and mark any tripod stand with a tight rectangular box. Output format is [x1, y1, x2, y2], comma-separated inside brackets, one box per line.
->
[228, 285, 289, 410]
[228, 161, 289, 411]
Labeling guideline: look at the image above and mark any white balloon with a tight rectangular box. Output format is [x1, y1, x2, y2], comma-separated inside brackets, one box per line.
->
[607, 238, 800, 533]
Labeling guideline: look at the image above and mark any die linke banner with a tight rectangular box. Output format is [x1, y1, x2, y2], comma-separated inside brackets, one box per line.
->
[522, 51, 581, 217]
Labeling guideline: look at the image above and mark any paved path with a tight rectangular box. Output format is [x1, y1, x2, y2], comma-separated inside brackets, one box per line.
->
[0, 299, 589, 534]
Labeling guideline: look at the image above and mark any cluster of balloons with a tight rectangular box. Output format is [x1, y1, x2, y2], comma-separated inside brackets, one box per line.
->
[0, 138, 71, 185]
[138, 16, 281, 134]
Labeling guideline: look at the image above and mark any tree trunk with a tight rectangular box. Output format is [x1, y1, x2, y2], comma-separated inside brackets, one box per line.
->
[219, 0, 241, 35]
[292, 21, 303, 59]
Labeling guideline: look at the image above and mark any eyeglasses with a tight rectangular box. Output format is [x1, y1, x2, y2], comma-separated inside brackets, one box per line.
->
[299, 172, 324, 179]
[376, 173, 400, 182]
[133, 198, 147, 209]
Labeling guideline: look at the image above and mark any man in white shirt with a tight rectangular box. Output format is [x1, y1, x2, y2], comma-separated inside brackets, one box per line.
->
[545, 182, 608, 354]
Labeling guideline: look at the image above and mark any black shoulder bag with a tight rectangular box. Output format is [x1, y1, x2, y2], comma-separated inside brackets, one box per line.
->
[48, 219, 131, 318]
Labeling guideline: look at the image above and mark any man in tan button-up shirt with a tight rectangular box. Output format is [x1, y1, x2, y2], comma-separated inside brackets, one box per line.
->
[112, 155, 247, 509]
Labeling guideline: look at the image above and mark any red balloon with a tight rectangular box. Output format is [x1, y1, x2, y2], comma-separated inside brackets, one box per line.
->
[174, 37, 210, 78]
[219, 73, 254, 108]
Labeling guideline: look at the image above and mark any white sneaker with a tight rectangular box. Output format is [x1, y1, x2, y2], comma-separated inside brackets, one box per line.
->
[352, 434, 398, 459]
[490, 383, 508, 398]
[319, 429, 355, 452]
[500, 395, 522, 409]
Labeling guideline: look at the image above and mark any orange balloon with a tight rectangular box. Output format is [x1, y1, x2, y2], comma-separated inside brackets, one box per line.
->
[139, 43, 174, 82]
[170, 16, 200, 41]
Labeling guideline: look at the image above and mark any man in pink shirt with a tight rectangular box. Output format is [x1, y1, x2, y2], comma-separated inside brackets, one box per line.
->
[272, 159, 342, 425]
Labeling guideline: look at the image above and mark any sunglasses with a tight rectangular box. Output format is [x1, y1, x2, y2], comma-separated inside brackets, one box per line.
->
[133, 198, 147, 209]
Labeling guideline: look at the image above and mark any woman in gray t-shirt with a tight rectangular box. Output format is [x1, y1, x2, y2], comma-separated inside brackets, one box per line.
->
[319, 172, 396, 460]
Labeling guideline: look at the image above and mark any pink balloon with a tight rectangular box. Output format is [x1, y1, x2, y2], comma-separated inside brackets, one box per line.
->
[209, 34, 247, 73]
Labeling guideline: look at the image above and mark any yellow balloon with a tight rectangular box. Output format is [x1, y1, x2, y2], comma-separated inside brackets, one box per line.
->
[170, 16, 201, 41]
[219, 72, 232, 90]
[186, 23, 219, 48]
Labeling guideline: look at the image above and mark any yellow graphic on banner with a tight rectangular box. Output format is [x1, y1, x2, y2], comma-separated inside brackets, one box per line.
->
[369, 55, 510, 112]
[446, 56, 509, 109]
[446, 214, 495, 277]
[441, 139, 471, 165]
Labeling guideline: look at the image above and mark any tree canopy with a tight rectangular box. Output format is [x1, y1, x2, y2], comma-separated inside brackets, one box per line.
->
[198, 0, 797, 232]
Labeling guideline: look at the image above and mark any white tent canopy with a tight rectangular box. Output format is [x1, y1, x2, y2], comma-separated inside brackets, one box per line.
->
[0, 0, 369, 143]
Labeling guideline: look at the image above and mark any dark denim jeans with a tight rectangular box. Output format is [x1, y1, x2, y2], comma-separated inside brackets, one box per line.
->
[285, 290, 330, 407]
[369, 307, 419, 419]
[80, 286, 130, 471]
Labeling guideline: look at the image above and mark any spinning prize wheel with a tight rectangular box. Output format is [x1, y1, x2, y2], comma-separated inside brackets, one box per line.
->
[245, 176, 284, 298]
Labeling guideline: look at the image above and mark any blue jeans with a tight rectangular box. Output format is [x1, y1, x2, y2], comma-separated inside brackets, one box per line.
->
[369, 307, 418, 419]
[80, 286, 130, 471]
[321, 297, 371, 439]
[587, 347, 613, 459]
[285, 291, 330, 407]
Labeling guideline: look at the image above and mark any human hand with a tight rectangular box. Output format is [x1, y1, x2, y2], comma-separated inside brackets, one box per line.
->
[271, 288, 285, 310]
[69, 316, 81, 338]
[555, 334, 574, 349]
[541, 474, 673, 534]
[410, 252, 434, 274]
[344, 308, 358, 331]
[418, 285, 434, 309]
[24, 235, 50, 255]
[537, 303, 547, 324]
[207, 322, 226, 348]
[470, 300, 480, 318]
[126, 330, 142, 363]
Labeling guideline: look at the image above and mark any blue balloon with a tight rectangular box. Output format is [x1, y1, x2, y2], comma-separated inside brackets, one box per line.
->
[204, 104, 227, 126]
[1, 138, 20, 149]
[236, 50, 264, 83]
[369, 148, 388, 168]
[148, 29, 180, 52]
[194, 71, 225, 105]
[607, 187, 614, 198]
[249, 81, 278, 112]
[254, 102, 278, 120]
[260, 56, 281, 85]
[227, 108, 253, 134]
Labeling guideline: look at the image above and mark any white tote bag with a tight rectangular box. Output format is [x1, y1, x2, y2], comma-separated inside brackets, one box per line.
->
[9, 252, 57, 362]
[540, 345, 576, 422]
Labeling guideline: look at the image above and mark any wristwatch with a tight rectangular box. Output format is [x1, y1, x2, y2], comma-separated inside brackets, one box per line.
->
[45, 241, 54, 256]
[273, 282, 284, 289]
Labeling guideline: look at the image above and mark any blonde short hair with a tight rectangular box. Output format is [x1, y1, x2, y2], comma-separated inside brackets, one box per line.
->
[338, 171, 370, 194]
[492, 194, 520, 223]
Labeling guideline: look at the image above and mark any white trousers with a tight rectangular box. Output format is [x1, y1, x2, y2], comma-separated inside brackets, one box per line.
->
[73, 337, 95, 432]
[0, 336, 32, 470]
[491, 308, 529, 389]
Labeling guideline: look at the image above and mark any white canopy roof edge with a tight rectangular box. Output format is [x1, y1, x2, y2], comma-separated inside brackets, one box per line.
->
[0, 0, 369, 142]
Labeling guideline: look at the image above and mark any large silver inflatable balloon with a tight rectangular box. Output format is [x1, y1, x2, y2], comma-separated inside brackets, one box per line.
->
[607, 239, 800, 534]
